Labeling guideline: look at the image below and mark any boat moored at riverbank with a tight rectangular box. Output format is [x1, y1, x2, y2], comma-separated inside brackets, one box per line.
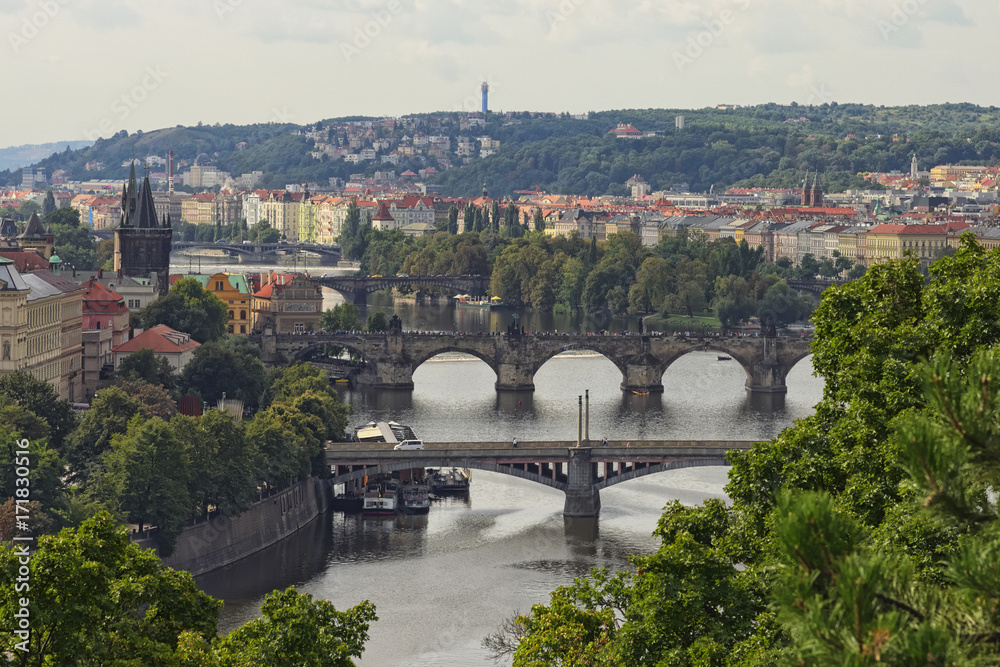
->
[362, 479, 399, 515]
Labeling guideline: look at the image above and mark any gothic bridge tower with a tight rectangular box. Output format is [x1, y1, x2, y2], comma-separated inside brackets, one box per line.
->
[114, 163, 172, 297]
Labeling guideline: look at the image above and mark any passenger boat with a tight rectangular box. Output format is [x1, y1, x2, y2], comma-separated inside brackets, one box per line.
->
[717, 355, 732, 361]
[426, 467, 470, 493]
[361, 480, 399, 515]
[401, 481, 431, 514]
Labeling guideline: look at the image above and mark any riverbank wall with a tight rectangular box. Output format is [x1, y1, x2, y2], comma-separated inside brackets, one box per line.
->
[133, 476, 332, 577]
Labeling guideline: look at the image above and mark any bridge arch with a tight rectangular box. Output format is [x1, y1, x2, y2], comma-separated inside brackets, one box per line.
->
[531, 344, 628, 377]
[595, 457, 729, 490]
[409, 348, 499, 380]
[291, 339, 370, 365]
[660, 345, 753, 386]
[328, 460, 568, 492]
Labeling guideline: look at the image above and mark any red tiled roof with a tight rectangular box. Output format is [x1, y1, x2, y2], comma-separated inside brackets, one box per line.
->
[0, 251, 48, 272]
[113, 324, 200, 354]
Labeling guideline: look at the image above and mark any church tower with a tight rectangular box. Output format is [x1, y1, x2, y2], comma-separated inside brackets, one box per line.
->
[810, 174, 824, 208]
[114, 162, 172, 297]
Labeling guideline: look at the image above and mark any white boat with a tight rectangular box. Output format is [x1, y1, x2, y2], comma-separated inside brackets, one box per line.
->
[362, 480, 398, 515]
[401, 481, 431, 514]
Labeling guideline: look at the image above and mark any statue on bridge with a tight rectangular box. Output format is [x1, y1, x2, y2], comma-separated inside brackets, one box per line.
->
[760, 311, 777, 338]
[388, 313, 403, 336]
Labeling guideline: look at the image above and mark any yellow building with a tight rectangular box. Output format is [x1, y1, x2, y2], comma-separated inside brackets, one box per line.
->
[867, 223, 950, 266]
[170, 272, 252, 335]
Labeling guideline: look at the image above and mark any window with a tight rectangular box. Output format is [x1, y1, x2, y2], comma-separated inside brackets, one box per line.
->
[240, 310, 246, 319]
[228, 310, 234, 320]
[240, 325, 246, 334]
[294, 323, 305, 334]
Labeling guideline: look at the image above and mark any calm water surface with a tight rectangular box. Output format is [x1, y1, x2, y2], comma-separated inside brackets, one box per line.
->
[180, 256, 824, 666]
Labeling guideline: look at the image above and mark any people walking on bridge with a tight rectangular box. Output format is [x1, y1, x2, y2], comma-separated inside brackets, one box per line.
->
[512, 437, 518, 448]
[602, 436, 608, 447]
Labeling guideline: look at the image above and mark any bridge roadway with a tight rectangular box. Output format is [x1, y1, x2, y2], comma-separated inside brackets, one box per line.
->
[326, 439, 755, 517]
[257, 330, 812, 394]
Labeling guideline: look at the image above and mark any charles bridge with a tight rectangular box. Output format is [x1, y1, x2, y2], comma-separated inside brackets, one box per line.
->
[326, 440, 755, 517]
[253, 328, 812, 394]
[312, 274, 489, 305]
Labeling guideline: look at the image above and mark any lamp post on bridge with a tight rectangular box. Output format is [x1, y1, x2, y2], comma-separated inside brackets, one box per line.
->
[576, 395, 582, 448]
[585, 389, 590, 445]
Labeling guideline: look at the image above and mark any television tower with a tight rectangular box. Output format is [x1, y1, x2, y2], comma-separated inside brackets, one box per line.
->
[481, 81, 489, 114]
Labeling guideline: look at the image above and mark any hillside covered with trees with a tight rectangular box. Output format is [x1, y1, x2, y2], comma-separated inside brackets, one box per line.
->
[5, 103, 1000, 197]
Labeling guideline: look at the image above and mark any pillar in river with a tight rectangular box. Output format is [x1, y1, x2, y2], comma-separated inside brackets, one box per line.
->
[563, 447, 600, 517]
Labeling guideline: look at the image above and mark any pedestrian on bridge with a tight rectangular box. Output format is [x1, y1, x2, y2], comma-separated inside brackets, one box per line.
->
[602, 437, 608, 447]
[512, 437, 518, 448]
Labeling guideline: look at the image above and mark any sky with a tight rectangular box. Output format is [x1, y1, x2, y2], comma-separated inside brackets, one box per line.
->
[1, 0, 993, 149]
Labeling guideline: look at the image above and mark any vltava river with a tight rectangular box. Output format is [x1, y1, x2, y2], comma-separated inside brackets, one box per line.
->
[179, 256, 824, 665]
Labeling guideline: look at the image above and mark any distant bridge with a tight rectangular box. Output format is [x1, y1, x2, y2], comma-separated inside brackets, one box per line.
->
[253, 330, 812, 394]
[312, 274, 489, 305]
[326, 440, 755, 517]
[171, 241, 342, 264]
[787, 279, 843, 294]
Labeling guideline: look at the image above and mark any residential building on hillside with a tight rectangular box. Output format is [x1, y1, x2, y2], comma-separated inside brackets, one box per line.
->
[113, 324, 200, 372]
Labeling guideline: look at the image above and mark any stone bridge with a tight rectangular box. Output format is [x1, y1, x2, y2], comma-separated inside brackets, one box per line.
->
[312, 274, 489, 305]
[326, 440, 754, 517]
[254, 330, 812, 394]
[172, 241, 342, 264]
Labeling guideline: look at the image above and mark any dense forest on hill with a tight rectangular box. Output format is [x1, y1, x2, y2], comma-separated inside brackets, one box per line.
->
[5, 103, 1000, 196]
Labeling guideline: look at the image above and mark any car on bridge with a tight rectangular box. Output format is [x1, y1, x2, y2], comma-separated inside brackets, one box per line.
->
[394, 439, 424, 450]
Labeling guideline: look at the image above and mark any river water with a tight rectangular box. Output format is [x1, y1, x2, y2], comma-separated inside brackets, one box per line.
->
[177, 254, 825, 666]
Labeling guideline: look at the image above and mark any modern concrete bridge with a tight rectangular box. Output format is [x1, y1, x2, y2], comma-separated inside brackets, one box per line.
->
[312, 274, 489, 305]
[325, 440, 755, 517]
[254, 330, 812, 394]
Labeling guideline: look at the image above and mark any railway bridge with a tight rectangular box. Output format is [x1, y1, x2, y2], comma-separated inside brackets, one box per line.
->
[325, 440, 755, 517]
[253, 330, 812, 394]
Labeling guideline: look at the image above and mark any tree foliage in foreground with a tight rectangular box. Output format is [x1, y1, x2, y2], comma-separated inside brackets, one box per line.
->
[0, 513, 377, 666]
[497, 233, 1000, 666]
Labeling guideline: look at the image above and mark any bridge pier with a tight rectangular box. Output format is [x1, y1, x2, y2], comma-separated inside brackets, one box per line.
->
[745, 336, 788, 394]
[620, 357, 666, 394]
[564, 448, 601, 518]
[496, 362, 535, 392]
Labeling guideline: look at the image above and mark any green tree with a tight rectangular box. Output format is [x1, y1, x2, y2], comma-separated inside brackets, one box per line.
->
[142, 277, 229, 343]
[447, 204, 459, 235]
[758, 280, 813, 325]
[179, 340, 269, 410]
[366, 311, 388, 332]
[214, 588, 377, 667]
[533, 208, 545, 232]
[0, 371, 75, 450]
[42, 190, 56, 216]
[65, 386, 146, 484]
[0, 512, 222, 664]
[115, 346, 177, 389]
[320, 303, 361, 332]
[171, 411, 257, 518]
[97, 416, 190, 551]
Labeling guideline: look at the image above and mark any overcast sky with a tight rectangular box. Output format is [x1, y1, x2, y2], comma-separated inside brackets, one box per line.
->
[1, 0, 991, 149]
